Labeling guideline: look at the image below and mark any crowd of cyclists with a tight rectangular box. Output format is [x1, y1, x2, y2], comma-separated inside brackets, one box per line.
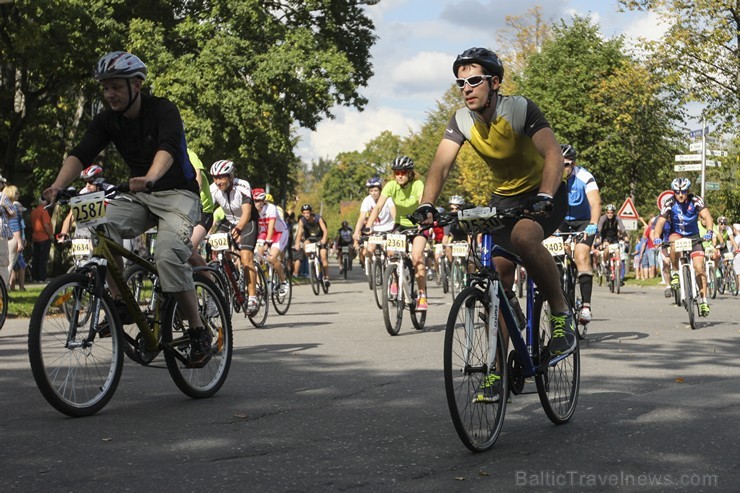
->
[39, 48, 739, 370]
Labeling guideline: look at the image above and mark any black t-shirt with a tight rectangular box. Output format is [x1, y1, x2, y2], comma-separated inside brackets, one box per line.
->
[69, 93, 198, 194]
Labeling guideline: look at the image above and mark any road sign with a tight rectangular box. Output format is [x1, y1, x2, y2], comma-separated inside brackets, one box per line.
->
[622, 219, 638, 231]
[617, 197, 639, 219]
[689, 127, 709, 138]
[657, 190, 672, 211]
[689, 142, 703, 152]
[674, 163, 702, 171]
[705, 182, 720, 191]
[705, 160, 720, 167]
[674, 154, 702, 162]
[707, 149, 728, 157]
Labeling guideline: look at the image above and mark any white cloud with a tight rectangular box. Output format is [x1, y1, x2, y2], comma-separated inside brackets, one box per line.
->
[296, 106, 421, 163]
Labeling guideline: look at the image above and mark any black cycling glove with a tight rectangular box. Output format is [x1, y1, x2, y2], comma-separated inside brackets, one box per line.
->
[524, 193, 555, 217]
[412, 203, 438, 225]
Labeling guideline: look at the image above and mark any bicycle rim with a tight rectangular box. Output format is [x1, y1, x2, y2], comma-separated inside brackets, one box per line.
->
[248, 267, 269, 327]
[373, 260, 384, 309]
[708, 267, 717, 299]
[28, 274, 123, 416]
[162, 274, 232, 398]
[271, 270, 292, 315]
[444, 287, 508, 452]
[382, 266, 403, 336]
[682, 265, 697, 329]
[535, 299, 580, 424]
[309, 259, 320, 295]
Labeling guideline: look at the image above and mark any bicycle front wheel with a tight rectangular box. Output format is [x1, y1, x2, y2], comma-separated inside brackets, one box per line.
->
[162, 274, 232, 398]
[248, 265, 269, 327]
[271, 269, 292, 315]
[444, 287, 508, 452]
[28, 274, 124, 417]
[382, 265, 403, 336]
[372, 259, 384, 309]
[707, 266, 717, 299]
[682, 264, 697, 330]
[534, 297, 580, 425]
[309, 257, 321, 295]
[0, 275, 8, 330]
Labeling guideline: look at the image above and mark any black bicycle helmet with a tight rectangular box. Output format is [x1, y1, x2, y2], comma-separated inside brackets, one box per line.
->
[391, 156, 415, 171]
[452, 47, 504, 82]
[561, 144, 577, 160]
[301, 204, 312, 212]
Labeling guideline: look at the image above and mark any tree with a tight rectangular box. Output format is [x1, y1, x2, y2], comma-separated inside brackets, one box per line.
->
[0, 0, 378, 199]
[517, 15, 684, 211]
[618, 0, 740, 131]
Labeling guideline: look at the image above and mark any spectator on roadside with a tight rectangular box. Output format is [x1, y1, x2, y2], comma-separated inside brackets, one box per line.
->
[10, 199, 27, 290]
[30, 197, 54, 282]
[0, 176, 15, 285]
[3, 185, 24, 283]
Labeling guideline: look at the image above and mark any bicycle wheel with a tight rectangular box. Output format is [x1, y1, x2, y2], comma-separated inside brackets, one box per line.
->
[271, 268, 292, 315]
[730, 270, 739, 296]
[615, 261, 621, 294]
[372, 258, 384, 309]
[682, 264, 697, 329]
[0, 275, 7, 330]
[534, 296, 580, 425]
[410, 283, 426, 331]
[450, 262, 463, 301]
[707, 266, 717, 299]
[343, 255, 349, 280]
[207, 260, 234, 316]
[382, 265, 403, 336]
[717, 267, 726, 294]
[444, 286, 508, 452]
[28, 273, 124, 417]
[122, 264, 161, 364]
[248, 265, 269, 328]
[162, 273, 232, 398]
[441, 259, 450, 294]
[309, 257, 321, 295]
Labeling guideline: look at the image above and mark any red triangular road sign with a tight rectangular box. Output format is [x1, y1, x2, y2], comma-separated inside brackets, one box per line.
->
[617, 198, 639, 218]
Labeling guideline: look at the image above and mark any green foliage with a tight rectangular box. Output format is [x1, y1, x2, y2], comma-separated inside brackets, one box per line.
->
[1, 0, 377, 204]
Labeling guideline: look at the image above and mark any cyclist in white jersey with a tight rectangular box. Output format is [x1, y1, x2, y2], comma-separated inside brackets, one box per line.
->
[253, 187, 289, 295]
[209, 159, 260, 313]
[353, 176, 395, 271]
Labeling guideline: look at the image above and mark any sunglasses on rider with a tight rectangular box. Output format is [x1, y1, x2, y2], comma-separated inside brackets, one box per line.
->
[455, 74, 493, 89]
[394, 170, 409, 176]
[673, 189, 688, 195]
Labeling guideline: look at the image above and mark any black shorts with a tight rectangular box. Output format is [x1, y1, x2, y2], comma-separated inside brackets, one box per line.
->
[487, 182, 567, 251]
[198, 210, 214, 231]
[217, 220, 258, 252]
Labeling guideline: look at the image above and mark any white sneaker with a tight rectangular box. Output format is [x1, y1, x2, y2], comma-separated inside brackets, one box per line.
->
[579, 306, 592, 324]
[247, 297, 259, 314]
[278, 282, 289, 296]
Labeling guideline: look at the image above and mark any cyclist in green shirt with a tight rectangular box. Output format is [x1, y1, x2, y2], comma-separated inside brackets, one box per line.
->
[188, 149, 216, 268]
[364, 156, 428, 310]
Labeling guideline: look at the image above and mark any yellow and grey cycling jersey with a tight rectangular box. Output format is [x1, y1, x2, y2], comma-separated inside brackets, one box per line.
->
[444, 94, 551, 196]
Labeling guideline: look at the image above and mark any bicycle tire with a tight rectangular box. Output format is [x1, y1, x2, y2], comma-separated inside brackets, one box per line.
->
[535, 297, 580, 425]
[0, 275, 8, 330]
[162, 273, 232, 399]
[717, 266, 726, 294]
[441, 259, 450, 294]
[410, 276, 426, 331]
[248, 265, 269, 327]
[382, 265, 403, 336]
[450, 261, 463, 301]
[682, 264, 697, 330]
[615, 261, 621, 294]
[563, 259, 586, 340]
[443, 286, 508, 452]
[730, 271, 739, 296]
[28, 273, 124, 417]
[309, 257, 321, 295]
[343, 255, 349, 280]
[372, 259, 384, 309]
[271, 267, 292, 315]
[206, 260, 234, 316]
[707, 266, 717, 299]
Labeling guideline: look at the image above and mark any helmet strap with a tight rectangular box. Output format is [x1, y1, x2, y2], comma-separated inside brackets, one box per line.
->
[120, 79, 140, 114]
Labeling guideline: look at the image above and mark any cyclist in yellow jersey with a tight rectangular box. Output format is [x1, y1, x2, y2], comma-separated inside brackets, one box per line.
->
[188, 149, 216, 268]
[415, 47, 573, 357]
[364, 156, 428, 310]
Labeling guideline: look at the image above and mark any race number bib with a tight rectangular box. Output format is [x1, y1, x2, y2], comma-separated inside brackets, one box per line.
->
[70, 192, 106, 229]
[368, 235, 385, 246]
[70, 238, 92, 257]
[674, 238, 692, 253]
[304, 242, 317, 254]
[385, 234, 406, 253]
[451, 242, 469, 257]
[434, 244, 444, 255]
[208, 232, 230, 251]
[542, 236, 565, 256]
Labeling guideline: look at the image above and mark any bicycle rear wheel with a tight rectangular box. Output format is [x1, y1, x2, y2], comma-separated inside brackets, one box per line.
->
[28, 274, 124, 417]
[730, 270, 739, 296]
[162, 273, 232, 398]
[444, 286, 508, 452]
[248, 265, 269, 327]
[0, 275, 7, 330]
[534, 296, 580, 425]
[382, 265, 403, 336]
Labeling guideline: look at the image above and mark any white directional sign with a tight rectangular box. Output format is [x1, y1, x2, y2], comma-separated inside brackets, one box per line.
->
[689, 142, 703, 152]
[674, 154, 702, 162]
[674, 163, 702, 172]
[706, 149, 728, 157]
[705, 182, 720, 191]
[705, 160, 721, 167]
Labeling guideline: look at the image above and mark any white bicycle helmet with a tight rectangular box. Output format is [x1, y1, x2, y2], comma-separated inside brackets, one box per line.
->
[671, 177, 691, 191]
[210, 160, 235, 176]
[93, 51, 148, 81]
[605, 204, 616, 212]
[449, 195, 465, 206]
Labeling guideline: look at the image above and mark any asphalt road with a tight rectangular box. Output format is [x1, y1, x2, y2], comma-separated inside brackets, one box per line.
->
[1, 263, 738, 492]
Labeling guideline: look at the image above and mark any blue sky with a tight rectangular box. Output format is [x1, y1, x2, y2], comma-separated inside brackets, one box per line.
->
[295, 0, 674, 163]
